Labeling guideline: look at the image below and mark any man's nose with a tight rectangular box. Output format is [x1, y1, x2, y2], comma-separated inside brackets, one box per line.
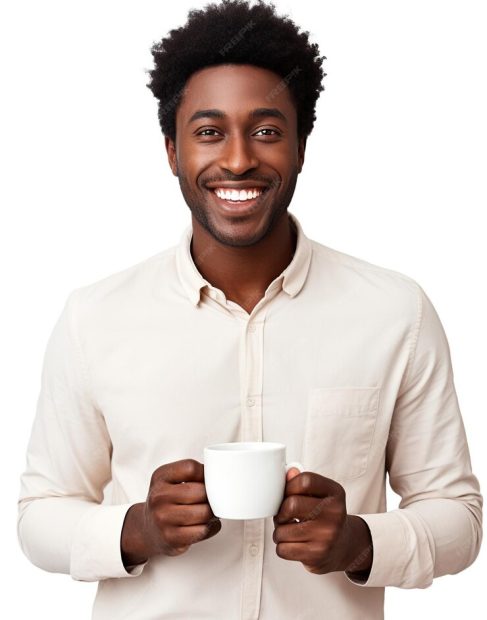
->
[218, 134, 259, 175]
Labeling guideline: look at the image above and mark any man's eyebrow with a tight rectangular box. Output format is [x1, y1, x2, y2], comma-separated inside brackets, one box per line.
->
[249, 108, 287, 123]
[188, 107, 287, 125]
[188, 109, 225, 124]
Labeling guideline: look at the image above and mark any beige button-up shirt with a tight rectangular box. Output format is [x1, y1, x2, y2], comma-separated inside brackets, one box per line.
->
[17, 211, 482, 619]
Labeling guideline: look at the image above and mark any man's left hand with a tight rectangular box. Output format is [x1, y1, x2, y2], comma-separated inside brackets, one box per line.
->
[272, 468, 371, 575]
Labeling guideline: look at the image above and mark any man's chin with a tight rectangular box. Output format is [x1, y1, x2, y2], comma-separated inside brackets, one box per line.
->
[204, 222, 269, 248]
[188, 195, 287, 248]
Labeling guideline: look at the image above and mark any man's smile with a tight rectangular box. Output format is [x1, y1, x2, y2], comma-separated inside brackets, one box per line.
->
[205, 182, 271, 216]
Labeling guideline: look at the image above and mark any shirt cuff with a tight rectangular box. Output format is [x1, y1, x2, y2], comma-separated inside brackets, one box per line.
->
[70, 503, 149, 581]
[344, 511, 407, 588]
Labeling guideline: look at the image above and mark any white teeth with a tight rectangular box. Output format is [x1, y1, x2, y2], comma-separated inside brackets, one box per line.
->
[214, 187, 264, 201]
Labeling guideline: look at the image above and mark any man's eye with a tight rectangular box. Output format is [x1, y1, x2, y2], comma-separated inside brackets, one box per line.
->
[197, 129, 220, 136]
[254, 128, 280, 136]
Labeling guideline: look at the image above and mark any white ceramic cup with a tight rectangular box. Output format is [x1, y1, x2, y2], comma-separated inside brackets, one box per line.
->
[203, 441, 304, 519]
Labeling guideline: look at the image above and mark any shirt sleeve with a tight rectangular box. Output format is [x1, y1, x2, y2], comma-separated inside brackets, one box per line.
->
[17, 288, 148, 582]
[345, 282, 483, 588]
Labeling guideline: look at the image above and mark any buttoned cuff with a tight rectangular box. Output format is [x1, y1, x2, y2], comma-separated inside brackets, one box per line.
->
[70, 503, 148, 581]
[344, 511, 407, 587]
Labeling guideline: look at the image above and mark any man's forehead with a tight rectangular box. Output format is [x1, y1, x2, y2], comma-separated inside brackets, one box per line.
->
[177, 64, 295, 121]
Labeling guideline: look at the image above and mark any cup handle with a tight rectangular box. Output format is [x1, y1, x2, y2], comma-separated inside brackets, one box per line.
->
[285, 461, 304, 473]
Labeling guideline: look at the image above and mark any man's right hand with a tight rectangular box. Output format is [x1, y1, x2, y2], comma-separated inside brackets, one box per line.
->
[121, 459, 221, 567]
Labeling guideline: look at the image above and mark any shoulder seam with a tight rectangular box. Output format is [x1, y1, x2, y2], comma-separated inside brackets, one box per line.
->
[311, 242, 417, 286]
[74, 248, 175, 294]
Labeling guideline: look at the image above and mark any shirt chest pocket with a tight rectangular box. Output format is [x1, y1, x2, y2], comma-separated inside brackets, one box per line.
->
[302, 386, 381, 481]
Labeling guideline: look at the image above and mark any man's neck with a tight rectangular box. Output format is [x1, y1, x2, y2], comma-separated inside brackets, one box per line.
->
[190, 212, 297, 314]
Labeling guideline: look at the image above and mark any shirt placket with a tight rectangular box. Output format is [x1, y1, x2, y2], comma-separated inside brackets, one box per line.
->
[206, 283, 282, 620]
[239, 316, 265, 620]
[236, 286, 281, 620]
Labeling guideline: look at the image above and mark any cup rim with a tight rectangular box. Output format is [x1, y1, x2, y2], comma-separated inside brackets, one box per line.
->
[204, 441, 285, 452]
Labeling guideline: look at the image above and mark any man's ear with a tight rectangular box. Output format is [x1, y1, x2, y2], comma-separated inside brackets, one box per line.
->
[297, 136, 306, 174]
[165, 136, 178, 176]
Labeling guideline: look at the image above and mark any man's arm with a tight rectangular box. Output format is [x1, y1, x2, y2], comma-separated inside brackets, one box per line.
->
[17, 289, 147, 582]
[345, 283, 483, 588]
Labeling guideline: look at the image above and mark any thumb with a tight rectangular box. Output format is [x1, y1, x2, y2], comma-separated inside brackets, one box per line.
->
[286, 467, 301, 482]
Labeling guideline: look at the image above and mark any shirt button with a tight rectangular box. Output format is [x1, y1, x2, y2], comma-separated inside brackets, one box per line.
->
[249, 544, 259, 556]
[248, 325, 256, 333]
[246, 397, 255, 407]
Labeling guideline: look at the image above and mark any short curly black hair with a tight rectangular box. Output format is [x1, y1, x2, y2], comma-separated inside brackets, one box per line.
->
[146, 0, 326, 143]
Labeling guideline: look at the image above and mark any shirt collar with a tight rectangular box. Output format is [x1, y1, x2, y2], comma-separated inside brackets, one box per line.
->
[175, 210, 313, 307]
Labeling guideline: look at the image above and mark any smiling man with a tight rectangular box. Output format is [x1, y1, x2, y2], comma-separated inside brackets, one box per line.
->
[168, 63, 303, 313]
[17, 1, 482, 619]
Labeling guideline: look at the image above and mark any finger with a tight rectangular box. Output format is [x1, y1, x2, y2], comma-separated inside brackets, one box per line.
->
[167, 521, 220, 548]
[152, 459, 205, 485]
[273, 521, 313, 544]
[275, 541, 321, 563]
[168, 503, 214, 526]
[148, 481, 209, 511]
[274, 495, 335, 525]
[284, 471, 344, 500]
[202, 517, 222, 540]
[172, 481, 209, 505]
[286, 468, 301, 482]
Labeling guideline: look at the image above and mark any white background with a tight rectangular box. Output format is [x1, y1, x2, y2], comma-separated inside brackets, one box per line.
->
[1, 0, 486, 617]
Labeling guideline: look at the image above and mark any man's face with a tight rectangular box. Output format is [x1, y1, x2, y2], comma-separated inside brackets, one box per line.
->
[165, 64, 305, 247]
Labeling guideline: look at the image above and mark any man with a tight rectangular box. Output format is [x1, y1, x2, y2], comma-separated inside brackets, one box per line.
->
[17, 1, 482, 618]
